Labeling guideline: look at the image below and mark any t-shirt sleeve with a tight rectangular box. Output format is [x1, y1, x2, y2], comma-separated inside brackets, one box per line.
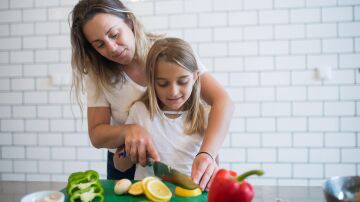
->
[125, 102, 147, 125]
[85, 75, 109, 107]
[125, 104, 137, 125]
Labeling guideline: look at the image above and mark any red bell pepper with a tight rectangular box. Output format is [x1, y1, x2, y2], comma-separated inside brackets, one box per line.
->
[208, 169, 264, 202]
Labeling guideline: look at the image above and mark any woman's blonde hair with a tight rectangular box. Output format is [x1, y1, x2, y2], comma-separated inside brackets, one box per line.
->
[70, 0, 158, 108]
[142, 37, 205, 135]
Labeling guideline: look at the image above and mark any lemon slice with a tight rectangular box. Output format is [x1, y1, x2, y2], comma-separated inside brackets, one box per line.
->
[144, 179, 172, 202]
[128, 181, 144, 195]
[141, 176, 159, 193]
[175, 186, 202, 197]
[141, 176, 159, 185]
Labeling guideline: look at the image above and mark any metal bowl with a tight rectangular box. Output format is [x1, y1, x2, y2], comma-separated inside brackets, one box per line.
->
[323, 176, 360, 202]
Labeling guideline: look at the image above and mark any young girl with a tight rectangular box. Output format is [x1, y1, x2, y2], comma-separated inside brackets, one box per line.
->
[114, 37, 212, 183]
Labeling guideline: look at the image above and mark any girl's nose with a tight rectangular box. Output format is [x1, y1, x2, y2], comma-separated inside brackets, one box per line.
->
[169, 84, 179, 96]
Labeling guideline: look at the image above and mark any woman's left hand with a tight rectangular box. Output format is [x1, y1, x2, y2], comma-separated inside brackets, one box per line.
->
[191, 153, 218, 191]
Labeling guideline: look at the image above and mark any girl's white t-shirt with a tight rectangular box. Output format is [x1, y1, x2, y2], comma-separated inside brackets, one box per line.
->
[125, 101, 209, 179]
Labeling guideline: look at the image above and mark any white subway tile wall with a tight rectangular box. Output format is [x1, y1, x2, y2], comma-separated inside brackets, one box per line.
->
[0, 0, 359, 186]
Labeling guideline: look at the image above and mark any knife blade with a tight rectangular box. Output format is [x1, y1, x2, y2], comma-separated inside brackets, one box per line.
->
[148, 158, 199, 190]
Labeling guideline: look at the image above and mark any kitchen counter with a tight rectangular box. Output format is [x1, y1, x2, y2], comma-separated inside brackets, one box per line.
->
[0, 180, 326, 202]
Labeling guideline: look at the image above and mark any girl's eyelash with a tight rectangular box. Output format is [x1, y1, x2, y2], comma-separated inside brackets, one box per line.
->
[157, 83, 167, 87]
[178, 79, 189, 85]
[156, 81, 188, 87]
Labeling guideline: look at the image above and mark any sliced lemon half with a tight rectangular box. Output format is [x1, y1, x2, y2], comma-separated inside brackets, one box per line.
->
[141, 176, 159, 194]
[144, 178, 172, 202]
[174, 186, 202, 197]
[128, 181, 144, 195]
[141, 176, 159, 185]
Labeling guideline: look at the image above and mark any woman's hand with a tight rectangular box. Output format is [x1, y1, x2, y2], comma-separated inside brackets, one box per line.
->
[191, 152, 218, 191]
[124, 124, 160, 167]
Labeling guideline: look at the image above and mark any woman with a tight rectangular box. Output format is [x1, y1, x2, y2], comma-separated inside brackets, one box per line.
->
[70, 0, 234, 190]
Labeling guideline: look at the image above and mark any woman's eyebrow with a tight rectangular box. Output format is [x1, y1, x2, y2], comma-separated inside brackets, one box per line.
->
[105, 25, 118, 35]
[90, 25, 118, 43]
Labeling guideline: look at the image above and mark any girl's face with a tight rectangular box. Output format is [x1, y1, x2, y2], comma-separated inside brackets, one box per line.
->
[83, 13, 136, 65]
[154, 60, 198, 111]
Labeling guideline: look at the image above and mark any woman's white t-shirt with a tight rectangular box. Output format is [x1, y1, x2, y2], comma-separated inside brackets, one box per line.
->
[85, 73, 146, 125]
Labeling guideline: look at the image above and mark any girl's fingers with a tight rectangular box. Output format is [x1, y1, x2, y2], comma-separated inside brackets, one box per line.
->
[191, 160, 207, 185]
[205, 166, 218, 191]
[199, 162, 214, 191]
[192, 154, 212, 185]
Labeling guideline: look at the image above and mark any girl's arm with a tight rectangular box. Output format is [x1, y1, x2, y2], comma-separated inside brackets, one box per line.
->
[87, 107, 160, 165]
[191, 72, 235, 190]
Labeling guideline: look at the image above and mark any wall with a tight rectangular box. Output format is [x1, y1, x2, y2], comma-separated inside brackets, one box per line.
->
[0, 0, 359, 186]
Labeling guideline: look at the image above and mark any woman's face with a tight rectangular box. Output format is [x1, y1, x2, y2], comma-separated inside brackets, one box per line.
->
[83, 13, 136, 65]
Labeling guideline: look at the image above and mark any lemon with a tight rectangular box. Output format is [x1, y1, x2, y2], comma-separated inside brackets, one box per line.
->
[141, 176, 159, 194]
[174, 186, 202, 197]
[128, 181, 144, 195]
[141, 176, 159, 185]
[143, 178, 172, 202]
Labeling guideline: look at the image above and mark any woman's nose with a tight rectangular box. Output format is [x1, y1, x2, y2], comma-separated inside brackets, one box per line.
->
[107, 40, 117, 53]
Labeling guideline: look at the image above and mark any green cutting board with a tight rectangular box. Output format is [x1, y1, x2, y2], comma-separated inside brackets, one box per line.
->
[61, 179, 208, 202]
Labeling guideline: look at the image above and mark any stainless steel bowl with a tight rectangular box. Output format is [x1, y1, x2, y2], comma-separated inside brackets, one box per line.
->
[323, 176, 360, 202]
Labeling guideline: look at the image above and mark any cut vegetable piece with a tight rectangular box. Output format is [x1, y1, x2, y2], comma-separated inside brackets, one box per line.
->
[175, 186, 202, 197]
[143, 178, 172, 202]
[114, 179, 132, 195]
[128, 181, 144, 195]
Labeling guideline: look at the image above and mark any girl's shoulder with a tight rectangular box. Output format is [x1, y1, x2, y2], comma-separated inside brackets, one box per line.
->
[130, 101, 148, 112]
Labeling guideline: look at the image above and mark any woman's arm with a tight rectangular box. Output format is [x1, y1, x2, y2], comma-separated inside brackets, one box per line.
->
[87, 107, 159, 165]
[191, 72, 235, 190]
[87, 106, 127, 149]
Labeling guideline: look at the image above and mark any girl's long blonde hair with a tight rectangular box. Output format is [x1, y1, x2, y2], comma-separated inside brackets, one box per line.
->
[70, 0, 158, 108]
[142, 37, 206, 135]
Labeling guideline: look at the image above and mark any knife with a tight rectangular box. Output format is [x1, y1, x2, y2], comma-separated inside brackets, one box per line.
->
[117, 148, 199, 189]
[147, 158, 199, 190]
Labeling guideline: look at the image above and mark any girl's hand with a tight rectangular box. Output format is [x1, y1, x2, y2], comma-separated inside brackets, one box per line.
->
[191, 152, 218, 191]
[124, 124, 160, 166]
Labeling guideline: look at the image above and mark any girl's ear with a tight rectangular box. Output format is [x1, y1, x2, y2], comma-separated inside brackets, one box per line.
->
[195, 71, 200, 81]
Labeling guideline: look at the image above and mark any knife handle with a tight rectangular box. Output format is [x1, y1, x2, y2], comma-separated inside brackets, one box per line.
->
[119, 150, 154, 166]
[147, 157, 155, 166]
[117, 145, 155, 166]
[116, 145, 127, 158]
